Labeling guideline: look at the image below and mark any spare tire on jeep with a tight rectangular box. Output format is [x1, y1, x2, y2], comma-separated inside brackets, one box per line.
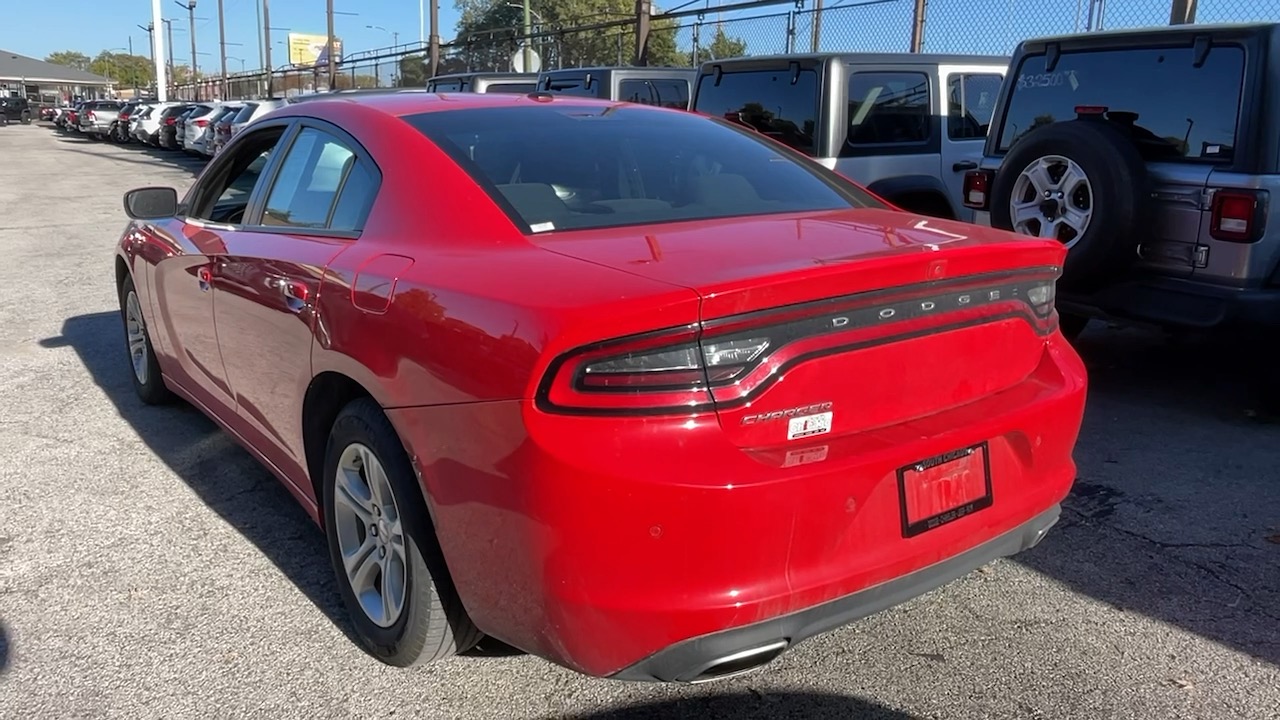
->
[990, 119, 1150, 290]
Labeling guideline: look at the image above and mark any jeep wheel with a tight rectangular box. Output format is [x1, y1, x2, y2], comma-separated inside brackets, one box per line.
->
[990, 120, 1149, 290]
[19, 111, 30, 125]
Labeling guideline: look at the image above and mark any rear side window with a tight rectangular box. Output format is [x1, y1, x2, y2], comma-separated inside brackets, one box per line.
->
[845, 72, 931, 148]
[948, 73, 1002, 140]
[997, 45, 1245, 162]
[485, 82, 536, 94]
[233, 104, 257, 123]
[407, 105, 883, 234]
[620, 79, 689, 109]
[260, 127, 373, 231]
[692, 68, 819, 155]
[430, 79, 463, 92]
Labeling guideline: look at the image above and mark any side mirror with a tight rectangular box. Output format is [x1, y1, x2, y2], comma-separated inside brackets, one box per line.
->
[123, 187, 178, 220]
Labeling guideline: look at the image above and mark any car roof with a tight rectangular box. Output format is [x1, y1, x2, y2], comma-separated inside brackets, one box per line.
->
[278, 91, 632, 118]
[698, 52, 1009, 68]
[541, 66, 696, 75]
[1019, 20, 1278, 46]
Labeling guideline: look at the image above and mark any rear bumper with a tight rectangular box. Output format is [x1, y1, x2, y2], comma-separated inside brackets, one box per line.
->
[387, 336, 1086, 679]
[1060, 275, 1280, 329]
[611, 504, 1060, 682]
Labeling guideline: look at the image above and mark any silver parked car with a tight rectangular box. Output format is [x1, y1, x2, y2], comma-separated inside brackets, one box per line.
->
[78, 100, 125, 140]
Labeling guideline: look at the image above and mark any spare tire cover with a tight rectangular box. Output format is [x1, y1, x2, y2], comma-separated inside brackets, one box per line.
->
[990, 119, 1150, 290]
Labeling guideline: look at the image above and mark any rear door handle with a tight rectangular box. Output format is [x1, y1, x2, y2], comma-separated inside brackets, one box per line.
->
[952, 161, 978, 172]
[197, 266, 212, 292]
[273, 278, 309, 312]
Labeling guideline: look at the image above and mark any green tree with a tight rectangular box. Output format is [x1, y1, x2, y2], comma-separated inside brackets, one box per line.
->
[89, 52, 154, 88]
[45, 51, 92, 71]
[398, 54, 429, 86]
[451, 0, 690, 71]
[695, 25, 747, 63]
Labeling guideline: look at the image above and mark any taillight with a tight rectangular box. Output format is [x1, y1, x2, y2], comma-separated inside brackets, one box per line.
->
[963, 170, 994, 210]
[195, 118, 209, 127]
[540, 325, 715, 413]
[539, 272, 1061, 414]
[87, 111, 96, 120]
[165, 117, 175, 125]
[1210, 189, 1267, 243]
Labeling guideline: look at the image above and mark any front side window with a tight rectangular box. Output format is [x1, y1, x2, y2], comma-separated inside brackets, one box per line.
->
[408, 105, 883, 234]
[692, 68, 819, 155]
[186, 128, 286, 224]
[996, 45, 1245, 162]
[846, 72, 931, 147]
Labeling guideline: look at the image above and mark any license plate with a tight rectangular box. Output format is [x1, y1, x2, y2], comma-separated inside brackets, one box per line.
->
[897, 442, 992, 538]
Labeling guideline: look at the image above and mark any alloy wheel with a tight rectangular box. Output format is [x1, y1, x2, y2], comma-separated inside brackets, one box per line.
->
[332, 443, 408, 628]
[1009, 155, 1094, 247]
[125, 290, 149, 386]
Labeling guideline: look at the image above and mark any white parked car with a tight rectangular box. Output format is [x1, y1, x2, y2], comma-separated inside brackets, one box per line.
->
[182, 103, 227, 155]
[131, 102, 180, 146]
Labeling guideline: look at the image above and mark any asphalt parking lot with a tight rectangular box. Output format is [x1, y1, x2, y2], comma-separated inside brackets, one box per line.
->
[0, 122, 1277, 720]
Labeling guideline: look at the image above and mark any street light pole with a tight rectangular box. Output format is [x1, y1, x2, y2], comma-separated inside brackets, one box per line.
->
[174, 1, 198, 100]
[522, 0, 532, 73]
[218, 0, 228, 99]
[263, 0, 273, 97]
[326, 0, 336, 91]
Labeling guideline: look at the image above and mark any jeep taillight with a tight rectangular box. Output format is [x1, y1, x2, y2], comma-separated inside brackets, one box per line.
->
[1210, 189, 1267, 243]
[963, 170, 994, 210]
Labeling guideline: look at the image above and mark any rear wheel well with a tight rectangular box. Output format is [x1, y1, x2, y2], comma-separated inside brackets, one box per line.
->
[115, 256, 129, 298]
[303, 372, 375, 517]
[891, 190, 956, 219]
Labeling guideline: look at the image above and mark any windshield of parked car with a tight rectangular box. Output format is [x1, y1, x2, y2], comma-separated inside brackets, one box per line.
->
[996, 44, 1245, 162]
[406, 104, 880, 233]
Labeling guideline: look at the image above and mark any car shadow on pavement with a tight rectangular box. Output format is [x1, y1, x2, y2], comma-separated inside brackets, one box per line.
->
[554, 691, 915, 720]
[54, 144, 206, 176]
[46, 311, 524, 659]
[44, 311, 360, 645]
[1014, 322, 1280, 666]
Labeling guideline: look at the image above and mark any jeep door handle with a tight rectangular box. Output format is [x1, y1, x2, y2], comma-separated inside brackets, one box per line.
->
[952, 161, 978, 172]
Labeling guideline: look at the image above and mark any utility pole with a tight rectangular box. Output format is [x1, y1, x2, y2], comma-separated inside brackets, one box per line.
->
[429, 0, 440, 77]
[634, 0, 651, 65]
[326, 0, 336, 91]
[1169, 0, 1197, 24]
[420, 0, 425, 45]
[909, 0, 926, 52]
[811, 0, 823, 52]
[162, 18, 176, 97]
[137, 23, 156, 95]
[153, 0, 169, 100]
[218, 0, 228, 99]
[263, 0, 274, 96]
[174, 1, 198, 100]
[522, 0, 532, 74]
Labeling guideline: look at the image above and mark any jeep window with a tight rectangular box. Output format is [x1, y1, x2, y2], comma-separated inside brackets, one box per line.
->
[430, 79, 463, 92]
[692, 68, 819, 156]
[620, 79, 689, 109]
[997, 45, 1244, 162]
[845, 72, 931, 148]
[948, 73, 1002, 140]
[540, 75, 597, 97]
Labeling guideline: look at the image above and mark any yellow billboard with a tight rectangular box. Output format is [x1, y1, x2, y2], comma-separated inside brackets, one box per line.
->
[288, 33, 343, 67]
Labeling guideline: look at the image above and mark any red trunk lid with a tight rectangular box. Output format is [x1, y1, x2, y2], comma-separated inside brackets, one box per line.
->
[535, 209, 1066, 448]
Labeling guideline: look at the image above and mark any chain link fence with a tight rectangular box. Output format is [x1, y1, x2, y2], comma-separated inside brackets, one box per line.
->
[193, 0, 1280, 101]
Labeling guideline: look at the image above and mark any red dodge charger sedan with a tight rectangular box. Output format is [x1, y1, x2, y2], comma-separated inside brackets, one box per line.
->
[115, 91, 1087, 681]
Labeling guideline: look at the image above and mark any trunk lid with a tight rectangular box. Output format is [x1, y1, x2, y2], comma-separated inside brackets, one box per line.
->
[536, 208, 1065, 448]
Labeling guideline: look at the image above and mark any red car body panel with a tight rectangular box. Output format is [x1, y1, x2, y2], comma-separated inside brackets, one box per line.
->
[116, 93, 1087, 679]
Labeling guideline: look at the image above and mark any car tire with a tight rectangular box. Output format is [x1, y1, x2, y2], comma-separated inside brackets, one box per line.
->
[119, 275, 174, 406]
[20, 111, 30, 125]
[990, 119, 1150, 291]
[322, 398, 483, 667]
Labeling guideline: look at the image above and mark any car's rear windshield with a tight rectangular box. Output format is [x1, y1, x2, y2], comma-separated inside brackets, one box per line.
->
[996, 44, 1245, 162]
[692, 68, 820, 155]
[486, 82, 536, 94]
[406, 105, 880, 233]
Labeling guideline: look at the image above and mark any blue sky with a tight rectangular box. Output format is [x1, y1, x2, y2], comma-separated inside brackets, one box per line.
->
[0, 0, 463, 70]
[4, 0, 1279, 73]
